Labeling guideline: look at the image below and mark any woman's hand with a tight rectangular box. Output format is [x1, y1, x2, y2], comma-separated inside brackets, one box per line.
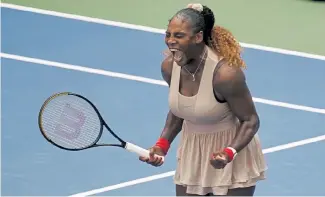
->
[210, 151, 230, 169]
[139, 146, 165, 167]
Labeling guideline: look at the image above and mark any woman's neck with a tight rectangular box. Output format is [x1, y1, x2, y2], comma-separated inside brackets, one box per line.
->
[185, 44, 207, 71]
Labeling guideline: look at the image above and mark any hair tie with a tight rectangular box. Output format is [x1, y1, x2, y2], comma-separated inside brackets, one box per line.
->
[186, 3, 203, 12]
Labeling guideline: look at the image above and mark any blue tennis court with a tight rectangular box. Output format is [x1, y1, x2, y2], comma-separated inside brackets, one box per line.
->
[2, 7, 325, 196]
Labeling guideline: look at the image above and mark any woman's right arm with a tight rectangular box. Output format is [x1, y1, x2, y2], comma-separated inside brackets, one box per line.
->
[160, 111, 183, 145]
[139, 56, 184, 166]
[160, 56, 184, 144]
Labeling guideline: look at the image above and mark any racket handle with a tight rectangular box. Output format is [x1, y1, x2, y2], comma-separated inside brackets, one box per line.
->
[125, 142, 165, 162]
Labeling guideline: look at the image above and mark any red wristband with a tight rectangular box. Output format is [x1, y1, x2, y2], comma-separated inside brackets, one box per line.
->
[223, 147, 237, 162]
[155, 138, 170, 155]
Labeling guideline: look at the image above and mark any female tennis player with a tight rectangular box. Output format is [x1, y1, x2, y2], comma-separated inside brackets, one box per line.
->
[139, 3, 267, 196]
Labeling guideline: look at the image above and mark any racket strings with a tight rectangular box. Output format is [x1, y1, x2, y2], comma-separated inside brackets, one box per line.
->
[40, 95, 101, 149]
[42, 114, 96, 148]
[43, 107, 97, 142]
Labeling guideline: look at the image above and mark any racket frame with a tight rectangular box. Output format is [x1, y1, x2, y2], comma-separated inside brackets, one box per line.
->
[38, 92, 126, 151]
[38, 92, 164, 161]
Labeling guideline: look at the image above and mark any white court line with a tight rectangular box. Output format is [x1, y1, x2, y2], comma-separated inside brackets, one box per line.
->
[69, 134, 325, 196]
[1, 2, 325, 61]
[1, 52, 325, 115]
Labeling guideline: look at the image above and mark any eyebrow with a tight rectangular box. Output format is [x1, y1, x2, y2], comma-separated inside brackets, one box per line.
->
[165, 30, 186, 34]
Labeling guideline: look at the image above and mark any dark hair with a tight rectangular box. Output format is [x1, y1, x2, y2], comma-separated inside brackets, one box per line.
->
[171, 5, 246, 68]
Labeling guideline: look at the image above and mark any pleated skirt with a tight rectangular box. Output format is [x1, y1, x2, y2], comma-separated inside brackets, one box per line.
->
[173, 121, 267, 195]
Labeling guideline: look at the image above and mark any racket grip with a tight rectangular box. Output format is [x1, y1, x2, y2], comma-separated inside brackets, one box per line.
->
[125, 142, 165, 161]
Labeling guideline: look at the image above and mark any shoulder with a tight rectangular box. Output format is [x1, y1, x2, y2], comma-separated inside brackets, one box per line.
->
[161, 55, 174, 86]
[212, 61, 247, 98]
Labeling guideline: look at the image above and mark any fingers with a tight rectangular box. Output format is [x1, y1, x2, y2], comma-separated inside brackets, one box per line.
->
[139, 155, 163, 167]
[149, 147, 155, 157]
[210, 153, 228, 169]
[139, 156, 149, 162]
[139, 147, 165, 167]
[149, 154, 164, 166]
[148, 148, 164, 166]
[210, 159, 227, 169]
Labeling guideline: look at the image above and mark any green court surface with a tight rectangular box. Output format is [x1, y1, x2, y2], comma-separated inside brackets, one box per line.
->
[3, 0, 325, 56]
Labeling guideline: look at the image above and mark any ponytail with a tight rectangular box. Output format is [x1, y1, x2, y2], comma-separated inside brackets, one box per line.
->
[201, 5, 246, 68]
[209, 25, 246, 68]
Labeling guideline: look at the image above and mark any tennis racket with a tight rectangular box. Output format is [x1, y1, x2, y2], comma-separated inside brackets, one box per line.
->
[38, 92, 164, 161]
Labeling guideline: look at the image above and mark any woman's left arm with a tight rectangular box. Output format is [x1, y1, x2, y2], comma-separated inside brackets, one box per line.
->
[213, 63, 260, 154]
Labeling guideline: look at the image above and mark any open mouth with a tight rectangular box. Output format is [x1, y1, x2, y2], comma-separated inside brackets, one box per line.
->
[169, 48, 179, 55]
[169, 48, 179, 52]
[169, 49, 182, 61]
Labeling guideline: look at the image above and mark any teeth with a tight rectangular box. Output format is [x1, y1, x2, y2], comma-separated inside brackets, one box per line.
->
[170, 49, 178, 52]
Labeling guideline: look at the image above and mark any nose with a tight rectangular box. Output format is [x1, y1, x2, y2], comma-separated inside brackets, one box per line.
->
[167, 38, 177, 48]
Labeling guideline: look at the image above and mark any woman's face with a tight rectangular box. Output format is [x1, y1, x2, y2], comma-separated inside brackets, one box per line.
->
[165, 16, 200, 66]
